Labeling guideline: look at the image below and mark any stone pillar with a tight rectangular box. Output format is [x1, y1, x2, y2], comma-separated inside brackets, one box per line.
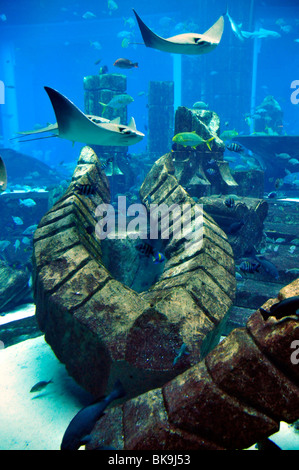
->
[172, 106, 239, 198]
[84, 72, 127, 124]
[83, 72, 127, 197]
[147, 81, 174, 158]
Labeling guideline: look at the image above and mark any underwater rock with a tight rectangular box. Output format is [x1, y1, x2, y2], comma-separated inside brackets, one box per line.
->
[233, 135, 299, 188]
[171, 107, 238, 197]
[232, 170, 264, 198]
[0, 311, 41, 347]
[174, 106, 225, 152]
[199, 195, 268, 259]
[87, 279, 299, 450]
[0, 148, 63, 187]
[0, 261, 32, 312]
[33, 146, 235, 398]
[84, 74, 127, 93]
[254, 95, 283, 134]
[172, 150, 239, 198]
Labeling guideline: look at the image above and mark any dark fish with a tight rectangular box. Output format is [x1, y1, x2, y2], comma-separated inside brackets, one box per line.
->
[61, 380, 125, 450]
[255, 256, 279, 279]
[224, 197, 235, 208]
[260, 296, 299, 321]
[113, 58, 138, 69]
[267, 191, 277, 198]
[94, 59, 102, 65]
[226, 142, 244, 153]
[74, 183, 96, 196]
[227, 220, 245, 234]
[239, 260, 260, 273]
[256, 438, 282, 451]
[136, 242, 165, 264]
[30, 379, 53, 393]
[136, 242, 154, 257]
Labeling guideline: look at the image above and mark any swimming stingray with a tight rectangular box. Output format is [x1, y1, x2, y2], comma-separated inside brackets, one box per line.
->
[14, 87, 144, 147]
[132, 9, 224, 55]
[0, 156, 7, 192]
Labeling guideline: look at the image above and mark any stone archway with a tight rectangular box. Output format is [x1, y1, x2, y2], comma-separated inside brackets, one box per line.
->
[33, 146, 236, 399]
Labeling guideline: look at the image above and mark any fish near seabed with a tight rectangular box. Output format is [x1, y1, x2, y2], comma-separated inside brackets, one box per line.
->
[61, 380, 125, 450]
[133, 9, 224, 55]
[30, 379, 53, 393]
[135, 242, 165, 264]
[0, 156, 7, 192]
[13, 87, 144, 147]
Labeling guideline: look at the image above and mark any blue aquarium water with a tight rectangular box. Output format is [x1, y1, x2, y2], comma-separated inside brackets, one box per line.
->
[0, 0, 298, 451]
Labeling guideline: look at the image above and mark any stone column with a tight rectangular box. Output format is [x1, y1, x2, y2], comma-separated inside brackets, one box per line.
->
[172, 106, 239, 198]
[84, 72, 127, 197]
[147, 81, 174, 158]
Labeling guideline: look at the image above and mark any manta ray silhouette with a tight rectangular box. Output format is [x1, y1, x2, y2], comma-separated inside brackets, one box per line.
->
[0, 156, 7, 192]
[14, 87, 144, 147]
[133, 9, 224, 55]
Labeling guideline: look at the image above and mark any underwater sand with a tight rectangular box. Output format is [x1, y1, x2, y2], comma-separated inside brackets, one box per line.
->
[0, 304, 298, 450]
[0, 311, 92, 450]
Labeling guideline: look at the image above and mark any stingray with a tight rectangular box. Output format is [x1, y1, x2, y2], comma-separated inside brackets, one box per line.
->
[0, 156, 7, 192]
[13, 87, 144, 147]
[132, 9, 224, 55]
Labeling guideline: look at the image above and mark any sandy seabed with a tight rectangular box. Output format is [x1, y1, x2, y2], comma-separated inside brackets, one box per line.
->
[0, 333, 92, 450]
[0, 305, 298, 451]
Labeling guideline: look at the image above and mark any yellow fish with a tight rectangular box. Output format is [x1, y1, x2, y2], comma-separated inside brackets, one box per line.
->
[172, 131, 215, 150]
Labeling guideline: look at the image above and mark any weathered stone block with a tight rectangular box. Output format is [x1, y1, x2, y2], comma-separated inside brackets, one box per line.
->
[83, 73, 126, 92]
[33, 146, 235, 399]
[98, 73, 127, 92]
[174, 106, 225, 152]
[86, 281, 299, 450]
[233, 170, 264, 198]
[199, 195, 268, 258]
[83, 75, 101, 90]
